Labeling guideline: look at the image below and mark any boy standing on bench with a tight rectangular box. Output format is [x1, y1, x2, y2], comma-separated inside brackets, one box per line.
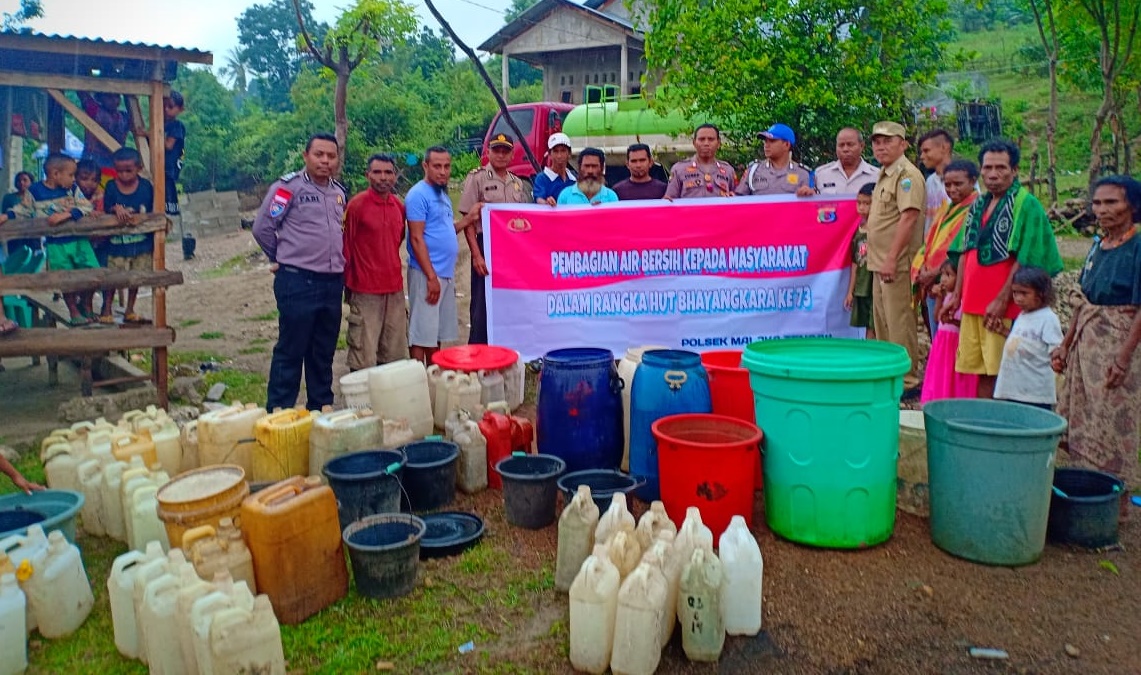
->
[0, 153, 96, 325]
[101, 147, 155, 324]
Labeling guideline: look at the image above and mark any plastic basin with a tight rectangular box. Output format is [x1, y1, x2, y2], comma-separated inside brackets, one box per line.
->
[556, 470, 643, 512]
[653, 414, 762, 538]
[0, 490, 85, 543]
[322, 449, 406, 530]
[743, 338, 910, 548]
[924, 399, 1067, 566]
[496, 454, 566, 529]
[398, 440, 459, 512]
[343, 513, 426, 599]
[1047, 468, 1124, 549]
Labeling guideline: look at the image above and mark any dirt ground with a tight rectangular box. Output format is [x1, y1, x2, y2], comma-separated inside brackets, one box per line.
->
[5, 226, 1139, 674]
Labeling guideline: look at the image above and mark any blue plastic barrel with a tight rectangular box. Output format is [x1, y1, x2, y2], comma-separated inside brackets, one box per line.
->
[629, 349, 712, 501]
[536, 348, 624, 474]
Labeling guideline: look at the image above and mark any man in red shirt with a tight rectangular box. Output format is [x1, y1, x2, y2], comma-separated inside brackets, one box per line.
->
[343, 153, 408, 369]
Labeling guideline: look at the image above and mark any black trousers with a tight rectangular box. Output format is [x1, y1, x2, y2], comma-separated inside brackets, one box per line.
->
[468, 231, 488, 344]
[267, 266, 343, 411]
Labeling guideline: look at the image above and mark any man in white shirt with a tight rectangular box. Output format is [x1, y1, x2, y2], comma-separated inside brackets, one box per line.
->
[814, 127, 879, 195]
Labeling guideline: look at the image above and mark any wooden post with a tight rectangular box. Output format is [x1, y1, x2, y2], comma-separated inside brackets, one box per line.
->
[126, 96, 152, 176]
[149, 78, 170, 409]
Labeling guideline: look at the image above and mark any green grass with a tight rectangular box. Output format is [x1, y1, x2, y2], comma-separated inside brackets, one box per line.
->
[1062, 256, 1086, 272]
[203, 369, 267, 407]
[198, 331, 225, 340]
[201, 253, 252, 280]
[177, 319, 201, 328]
[249, 338, 271, 346]
[238, 346, 268, 355]
[336, 330, 348, 350]
[246, 309, 279, 322]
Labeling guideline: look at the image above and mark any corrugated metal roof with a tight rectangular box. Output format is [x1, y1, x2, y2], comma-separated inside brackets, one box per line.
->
[0, 30, 213, 64]
[478, 0, 639, 54]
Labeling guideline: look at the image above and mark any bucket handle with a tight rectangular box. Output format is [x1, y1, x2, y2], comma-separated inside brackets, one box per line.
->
[663, 370, 688, 390]
[610, 372, 625, 395]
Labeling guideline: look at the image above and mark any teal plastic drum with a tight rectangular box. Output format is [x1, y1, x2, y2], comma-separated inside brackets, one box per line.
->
[743, 338, 911, 548]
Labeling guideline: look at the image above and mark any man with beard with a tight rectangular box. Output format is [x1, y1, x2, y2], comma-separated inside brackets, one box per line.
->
[613, 143, 667, 200]
[406, 146, 470, 365]
[815, 127, 879, 195]
[556, 148, 619, 205]
[459, 133, 528, 343]
[253, 132, 346, 411]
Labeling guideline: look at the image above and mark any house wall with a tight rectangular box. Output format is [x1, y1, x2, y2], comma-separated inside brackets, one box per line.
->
[540, 48, 647, 104]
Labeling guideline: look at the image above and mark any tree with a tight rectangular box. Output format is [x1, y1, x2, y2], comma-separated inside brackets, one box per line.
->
[1064, 0, 1140, 185]
[505, 0, 540, 22]
[172, 67, 241, 191]
[238, 0, 321, 111]
[294, 0, 418, 159]
[640, 0, 954, 164]
[1024, 0, 1061, 206]
[2, 0, 42, 30]
[219, 47, 250, 94]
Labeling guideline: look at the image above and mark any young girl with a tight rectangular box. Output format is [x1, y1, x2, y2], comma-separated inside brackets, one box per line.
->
[845, 182, 876, 338]
[995, 267, 1064, 409]
[921, 259, 979, 402]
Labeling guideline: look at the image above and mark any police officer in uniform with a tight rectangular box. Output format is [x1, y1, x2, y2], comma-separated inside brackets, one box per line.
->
[737, 123, 814, 197]
[252, 132, 347, 411]
[664, 123, 737, 199]
[458, 133, 531, 344]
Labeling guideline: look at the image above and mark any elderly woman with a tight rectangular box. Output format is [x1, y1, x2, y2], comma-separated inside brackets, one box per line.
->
[1052, 175, 1141, 494]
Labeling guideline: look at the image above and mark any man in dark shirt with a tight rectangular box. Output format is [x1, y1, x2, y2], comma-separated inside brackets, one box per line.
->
[613, 143, 667, 200]
[162, 91, 192, 259]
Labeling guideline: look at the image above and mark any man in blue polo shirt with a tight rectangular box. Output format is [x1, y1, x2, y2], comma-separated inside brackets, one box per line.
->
[532, 133, 577, 205]
[556, 148, 618, 205]
[406, 145, 471, 364]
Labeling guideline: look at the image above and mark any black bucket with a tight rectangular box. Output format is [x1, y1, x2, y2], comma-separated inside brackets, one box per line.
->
[399, 440, 459, 512]
[556, 469, 643, 512]
[323, 449, 407, 530]
[1048, 468, 1124, 548]
[496, 453, 567, 529]
[343, 513, 426, 599]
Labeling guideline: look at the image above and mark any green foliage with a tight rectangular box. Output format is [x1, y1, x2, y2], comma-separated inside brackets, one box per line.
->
[505, 0, 541, 22]
[1, 0, 42, 30]
[301, 0, 417, 70]
[949, 0, 1030, 32]
[641, 0, 956, 164]
[484, 54, 544, 88]
[237, 0, 324, 110]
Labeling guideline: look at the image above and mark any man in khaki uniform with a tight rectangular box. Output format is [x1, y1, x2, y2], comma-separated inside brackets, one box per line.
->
[736, 123, 813, 197]
[459, 133, 531, 343]
[664, 124, 737, 199]
[866, 121, 926, 398]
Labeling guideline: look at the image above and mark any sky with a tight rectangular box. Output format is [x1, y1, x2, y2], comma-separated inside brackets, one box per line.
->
[1, 0, 516, 68]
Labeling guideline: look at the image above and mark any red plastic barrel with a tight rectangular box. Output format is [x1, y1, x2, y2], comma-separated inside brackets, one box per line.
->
[701, 350, 763, 489]
[652, 413, 762, 538]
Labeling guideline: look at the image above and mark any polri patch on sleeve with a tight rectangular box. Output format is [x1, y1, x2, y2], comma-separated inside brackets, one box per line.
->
[269, 188, 292, 218]
[901, 178, 912, 192]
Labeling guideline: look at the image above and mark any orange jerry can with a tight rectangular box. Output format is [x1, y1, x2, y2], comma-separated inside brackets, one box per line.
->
[239, 476, 347, 624]
[509, 416, 534, 455]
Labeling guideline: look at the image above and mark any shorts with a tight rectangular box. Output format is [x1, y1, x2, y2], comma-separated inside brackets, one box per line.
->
[407, 267, 458, 348]
[45, 239, 100, 271]
[165, 176, 180, 215]
[956, 312, 1011, 376]
[107, 251, 154, 274]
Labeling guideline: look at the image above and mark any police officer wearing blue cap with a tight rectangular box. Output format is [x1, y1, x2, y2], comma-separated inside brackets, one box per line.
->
[737, 123, 815, 197]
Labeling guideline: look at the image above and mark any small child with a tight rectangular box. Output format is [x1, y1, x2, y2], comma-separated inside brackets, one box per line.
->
[101, 147, 156, 324]
[79, 91, 131, 170]
[994, 267, 1063, 409]
[163, 91, 193, 260]
[921, 259, 979, 402]
[845, 182, 876, 339]
[0, 153, 96, 325]
[75, 159, 106, 320]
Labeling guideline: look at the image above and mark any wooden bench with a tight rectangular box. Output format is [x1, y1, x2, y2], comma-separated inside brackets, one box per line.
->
[0, 213, 178, 405]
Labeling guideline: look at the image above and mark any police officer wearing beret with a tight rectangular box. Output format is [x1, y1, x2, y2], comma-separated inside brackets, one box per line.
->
[664, 124, 737, 199]
[737, 123, 814, 197]
[253, 132, 347, 411]
[459, 133, 530, 344]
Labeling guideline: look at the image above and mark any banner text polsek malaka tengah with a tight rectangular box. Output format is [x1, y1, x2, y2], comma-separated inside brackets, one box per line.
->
[482, 196, 861, 360]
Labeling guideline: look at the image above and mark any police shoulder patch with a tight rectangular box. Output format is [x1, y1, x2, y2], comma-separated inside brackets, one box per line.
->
[279, 171, 300, 182]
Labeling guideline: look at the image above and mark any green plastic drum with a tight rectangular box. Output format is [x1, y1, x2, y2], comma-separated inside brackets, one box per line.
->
[743, 338, 911, 548]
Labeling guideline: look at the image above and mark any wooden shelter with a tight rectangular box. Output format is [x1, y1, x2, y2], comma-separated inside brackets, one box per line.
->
[0, 32, 213, 406]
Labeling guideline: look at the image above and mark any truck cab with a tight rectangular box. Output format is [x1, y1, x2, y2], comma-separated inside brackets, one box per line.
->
[480, 102, 575, 180]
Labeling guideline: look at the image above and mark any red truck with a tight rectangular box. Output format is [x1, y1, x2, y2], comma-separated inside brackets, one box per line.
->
[480, 102, 575, 180]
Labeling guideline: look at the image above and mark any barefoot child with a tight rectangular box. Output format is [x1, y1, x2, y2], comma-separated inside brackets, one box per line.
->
[845, 182, 876, 338]
[995, 267, 1063, 409]
[0, 153, 96, 325]
[101, 147, 155, 324]
[921, 259, 979, 402]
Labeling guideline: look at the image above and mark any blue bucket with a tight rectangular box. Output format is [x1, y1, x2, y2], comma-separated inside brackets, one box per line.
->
[537, 348, 624, 474]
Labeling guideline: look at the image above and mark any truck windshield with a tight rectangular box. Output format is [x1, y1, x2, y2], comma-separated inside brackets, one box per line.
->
[491, 109, 535, 137]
